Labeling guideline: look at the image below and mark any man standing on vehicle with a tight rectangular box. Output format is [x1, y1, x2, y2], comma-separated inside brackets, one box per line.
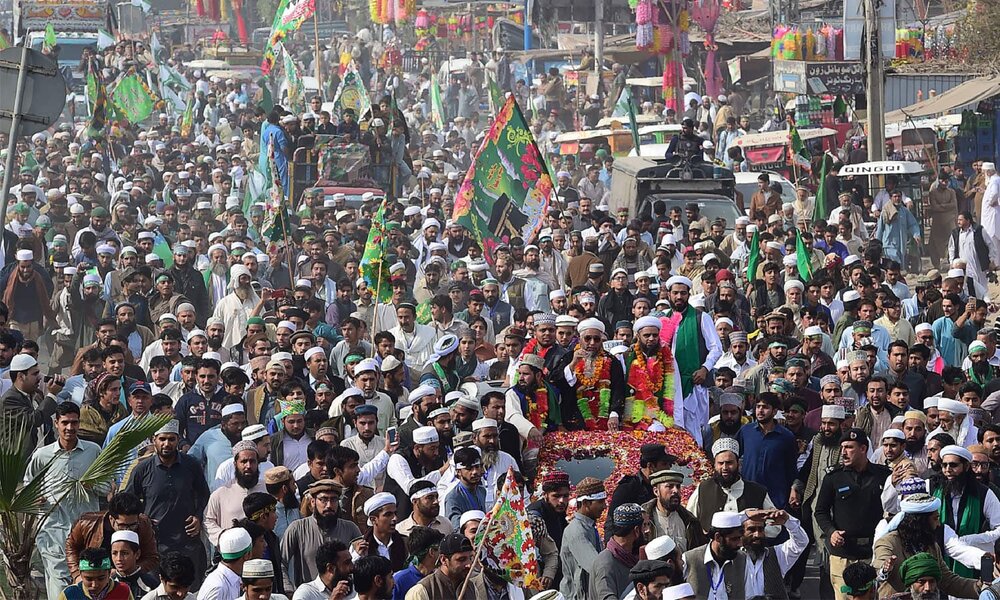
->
[664, 118, 703, 161]
[749, 173, 782, 225]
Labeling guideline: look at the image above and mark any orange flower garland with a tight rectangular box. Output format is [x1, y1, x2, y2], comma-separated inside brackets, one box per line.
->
[572, 348, 612, 430]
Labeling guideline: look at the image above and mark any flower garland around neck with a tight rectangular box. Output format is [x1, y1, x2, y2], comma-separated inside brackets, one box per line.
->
[626, 341, 675, 429]
[572, 345, 612, 430]
[526, 385, 550, 431]
[521, 338, 553, 368]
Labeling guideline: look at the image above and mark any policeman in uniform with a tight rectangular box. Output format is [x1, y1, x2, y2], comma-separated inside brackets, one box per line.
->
[665, 118, 705, 161]
[813, 428, 891, 600]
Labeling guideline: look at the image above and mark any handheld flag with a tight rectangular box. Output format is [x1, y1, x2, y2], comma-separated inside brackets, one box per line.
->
[359, 198, 393, 303]
[261, 0, 316, 74]
[84, 58, 108, 138]
[260, 144, 290, 243]
[330, 61, 370, 123]
[450, 95, 553, 263]
[429, 74, 445, 130]
[814, 153, 831, 221]
[474, 468, 540, 589]
[43, 24, 56, 50]
[788, 125, 811, 172]
[795, 230, 813, 281]
[626, 91, 641, 156]
[745, 229, 760, 282]
[279, 44, 304, 114]
[487, 71, 504, 115]
[109, 69, 157, 124]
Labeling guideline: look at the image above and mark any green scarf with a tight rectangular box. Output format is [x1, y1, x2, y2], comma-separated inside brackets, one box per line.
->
[675, 306, 701, 397]
[932, 483, 983, 577]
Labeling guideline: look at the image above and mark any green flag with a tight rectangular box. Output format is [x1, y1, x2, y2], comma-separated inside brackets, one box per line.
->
[280, 44, 304, 114]
[614, 87, 641, 155]
[330, 61, 370, 123]
[84, 58, 108, 138]
[110, 70, 156, 124]
[44, 24, 56, 50]
[359, 197, 392, 303]
[487, 71, 504, 115]
[788, 125, 811, 174]
[745, 229, 760, 283]
[260, 144, 290, 243]
[814, 153, 830, 221]
[430, 74, 445, 130]
[451, 95, 554, 259]
[795, 230, 813, 281]
[261, 0, 316, 74]
[180, 92, 194, 137]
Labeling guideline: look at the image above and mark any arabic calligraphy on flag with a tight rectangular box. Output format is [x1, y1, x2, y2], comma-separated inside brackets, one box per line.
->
[261, 0, 316, 74]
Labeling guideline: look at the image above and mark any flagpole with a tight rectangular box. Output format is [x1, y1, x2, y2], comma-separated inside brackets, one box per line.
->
[313, 17, 323, 94]
[368, 198, 387, 356]
[456, 471, 507, 599]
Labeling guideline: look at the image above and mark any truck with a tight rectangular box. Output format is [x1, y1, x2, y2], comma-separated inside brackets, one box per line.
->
[15, 0, 106, 88]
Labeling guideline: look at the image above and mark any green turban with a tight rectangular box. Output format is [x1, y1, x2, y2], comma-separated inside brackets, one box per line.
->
[899, 552, 941, 587]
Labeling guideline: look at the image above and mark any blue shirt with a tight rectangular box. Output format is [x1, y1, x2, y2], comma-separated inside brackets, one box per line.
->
[814, 239, 850, 260]
[187, 425, 233, 485]
[736, 421, 798, 508]
[443, 482, 488, 530]
[392, 565, 424, 600]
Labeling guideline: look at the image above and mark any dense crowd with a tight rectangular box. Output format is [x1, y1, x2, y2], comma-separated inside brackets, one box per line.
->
[5, 29, 1000, 600]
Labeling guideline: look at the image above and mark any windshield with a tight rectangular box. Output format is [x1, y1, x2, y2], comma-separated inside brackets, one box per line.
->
[641, 196, 741, 232]
[30, 38, 95, 64]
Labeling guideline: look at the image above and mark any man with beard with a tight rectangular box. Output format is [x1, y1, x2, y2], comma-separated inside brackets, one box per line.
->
[898, 410, 932, 476]
[737, 393, 798, 510]
[213, 265, 261, 349]
[114, 302, 155, 364]
[528, 470, 571, 560]
[124, 420, 211, 586]
[641, 470, 702, 553]
[352, 359, 396, 434]
[553, 317, 626, 431]
[262, 466, 300, 540]
[966, 340, 1000, 391]
[187, 401, 246, 485]
[520, 312, 568, 376]
[442, 447, 487, 530]
[682, 511, 748, 597]
[701, 393, 750, 453]
[203, 441, 264, 547]
[396, 385, 439, 452]
[470, 418, 520, 504]
[205, 318, 229, 362]
[872, 495, 981, 598]
[168, 245, 210, 324]
[505, 354, 561, 446]
[428, 408, 454, 457]
[513, 244, 555, 308]
[715, 331, 756, 378]
[744, 339, 788, 396]
[291, 539, 355, 600]
[64, 273, 109, 353]
[281, 480, 362, 588]
[928, 446, 1000, 575]
[814, 428, 891, 598]
[148, 273, 190, 329]
[590, 503, 645, 600]
[419, 335, 461, 395]
[687, 438, 775, 534]
[406, 532, 476, 600]
[397, 479, 452, 536]
[385, 426, 447, 518]
[742, 508, 808, 598]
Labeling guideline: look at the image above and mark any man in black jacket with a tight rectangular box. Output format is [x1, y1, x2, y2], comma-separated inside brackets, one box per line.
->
[168, 245, 210, 326]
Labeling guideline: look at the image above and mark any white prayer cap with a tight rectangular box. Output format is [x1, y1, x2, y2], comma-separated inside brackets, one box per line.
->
[660, 233, 676, 245]
[363, 492, 396, 515]
[664, 275, 693, 289]
[218, 528, 252, 560]
[711, 437, 740, 457]
[782, 254, 797, 267]
[938, 398, 968, 415]
[940, 445, 973, 462]
[633, 316, 662, 333]
[644, 535, 677, 560]
[427, 407, 450, 420]
[915, 322, 933, 333]
[110, 530, 140, 546]
[924, 397, 939, 409]
[844, 255, 861, 266]
[842, 290, 861, 302]
[784, 279, 804, 291]
[413, 426, 439, 445]
[662, 583, 696, 600]
[555, 315, 578, 327]
[701, 253, 719, 265]
[804, 326, 824, 337]
[821, 405, 845, 420]
[408, 384, 437, 404]
[272, 352, 293, 362]
[276, 320, 296, 332]
[766, 241, 782, 251]
[221, 403, 245, 417]
[947, 268, 965, 279]
[577, 317, 606, 335]
[882, 429, 906, 441]
[984, 162, 996, 171]
[242, 559, 274, 579]
[735, 216, 751, 226]
[459, 510, 486, 532]
[15, 249, 32, 261]
[710, 511, 746, 529]
[242, 424, 268, 441]
[354, 358, 378, 373]
[304, 347, 325, 361]
[549, 289, 566, 300]
[472, 417, 498, 431]
[137, 231, 156, 240]
[403, 206, 421, 217]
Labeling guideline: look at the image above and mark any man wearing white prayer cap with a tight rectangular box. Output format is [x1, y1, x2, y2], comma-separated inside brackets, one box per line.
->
[384, 425, 445, 517]
[662, 582, 696, 600]
[200, 527, 252, 600]
[360, 492, 407, 570]
[565, 316, 626, 432]
[936, 398, 976, 447]
[469, 417, 520, 505]
[659, 274, 723, 445]
[625, 315, 675, 430]
[682, 511, 748, 598]
[6, 246, 53, 341]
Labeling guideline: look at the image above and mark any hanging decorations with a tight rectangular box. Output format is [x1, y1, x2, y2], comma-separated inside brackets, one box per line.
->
[771, 24, 845, 61]
[635, 0, 653, 50]
[894, 25, 959, 61]
[691, 0, 723, 99]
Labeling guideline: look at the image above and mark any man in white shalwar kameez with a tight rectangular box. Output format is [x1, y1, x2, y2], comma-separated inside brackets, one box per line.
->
[981, 162, 1000, 245]
[660, 275, 723, 446]
[948, 212, 1000, 299]
[213, 264, 261, 348]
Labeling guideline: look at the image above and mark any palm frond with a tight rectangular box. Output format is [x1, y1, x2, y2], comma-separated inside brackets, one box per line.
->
[0, 413, 32, 507]
[63, 413, 171, 498]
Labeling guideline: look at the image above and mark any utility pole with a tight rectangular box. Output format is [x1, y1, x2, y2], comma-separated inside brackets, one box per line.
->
[865, 0, 885, 161]
[594, 0, 604, 75]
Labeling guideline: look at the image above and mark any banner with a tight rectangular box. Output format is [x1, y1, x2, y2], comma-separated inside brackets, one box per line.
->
[359, 198, 392, 303]
[451, 96, 553, 261]
[330, 61, 370, 124]
[110, 70, 157, 124]
[261, 0, 316, 74]
[84, 58, 108, 137]
[474, 468, 540, 589]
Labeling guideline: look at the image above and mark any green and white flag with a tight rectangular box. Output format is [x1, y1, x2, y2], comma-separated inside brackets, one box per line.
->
[110, 70, 156, 124]
[280, 44, 304, 114]
[430, 74, 445, 130]
[97, 28, 115, 49]
[330, 60, 370, 123]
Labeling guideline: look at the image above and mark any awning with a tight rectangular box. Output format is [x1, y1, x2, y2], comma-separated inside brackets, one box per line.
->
[884, 75, 1000, 124]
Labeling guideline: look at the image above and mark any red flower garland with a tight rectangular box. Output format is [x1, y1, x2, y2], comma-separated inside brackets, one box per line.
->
[626, 343, 676, 429]
[572, 349, 612, 430]
[535, 430, 713, 535]
[527, 386, 549, 430]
